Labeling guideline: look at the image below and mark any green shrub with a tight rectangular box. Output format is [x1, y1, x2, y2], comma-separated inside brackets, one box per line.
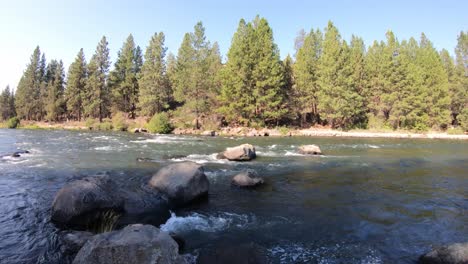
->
[447, 127, 465, 135]
[7, 117, 20, 129]
[459, 108, 468, 132]
[146, 112, 172, 134]
[112, 112, 128, 131]
[85, 118, 96, 129]
[97, 121, 112, 131]
[278, 126, 290, 136]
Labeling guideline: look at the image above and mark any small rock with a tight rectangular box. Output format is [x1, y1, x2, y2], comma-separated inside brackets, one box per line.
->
[298, 145, 322, 155]
[218, 144, 256, 161]
[419, 242, 468, 264]
[232, 171, 264, 188]
[201, 130, 216, 136]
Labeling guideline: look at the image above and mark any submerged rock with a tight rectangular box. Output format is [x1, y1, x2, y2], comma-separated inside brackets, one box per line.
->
[73, 224, 187, 264]
[197, 243, 269, 264]
[232, 170, 264, 188]
[149, 162, 209, 206]
[218, 144, 256, 161]
[419, 242, 468, 264]
[298, 144, 322, 155]
[11, 150, 30, 158]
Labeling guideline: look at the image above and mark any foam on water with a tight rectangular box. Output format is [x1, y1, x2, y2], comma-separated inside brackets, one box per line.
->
[160, 211, 256, 233]
[171, 153, 232, 164]
[268, 243, 383, 264]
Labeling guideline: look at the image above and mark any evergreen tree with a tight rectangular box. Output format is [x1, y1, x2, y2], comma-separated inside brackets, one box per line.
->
[293, 28, 322, 125]
[65, 49, 87, 121]
[46, 60, 66, 121]
[109, 34, 140, 117]
[281, 54, 296, 122]
[173, 22, 219, 128]
[137, 32, 170, 116]
[84, 36, 110, 122]
[219, 16, 284, 125]
[317, 21, 364, 128]
[15, 46, 43, 120]
[453, 31, 468, 127]
[0, 86, 16, 120]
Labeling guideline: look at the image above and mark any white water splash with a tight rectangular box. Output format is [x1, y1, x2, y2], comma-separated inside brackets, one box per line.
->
[160, 212, 255, 233]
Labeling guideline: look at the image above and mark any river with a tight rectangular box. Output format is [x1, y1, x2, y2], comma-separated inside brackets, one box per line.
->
[0, 129, 466, 263]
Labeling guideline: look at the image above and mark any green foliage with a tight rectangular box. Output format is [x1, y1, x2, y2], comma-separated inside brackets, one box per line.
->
[7, 117, 20, 128]
[84, 36, 111, 122]
[459, 108, 468, 131]
[0, 86, 15, 121]
[278, 126, 290, 136]
[65, 49, 87, 121]
[137, 32, 171, 116]
[45, 60, 66, 121]
[109, 34, 141, 118]
[219, 16, 285, 125]
[446, 127, 465, 135]
[146, 112, 172, 134]
[112, 112, 128, 131]
[97, 120, 112, 131]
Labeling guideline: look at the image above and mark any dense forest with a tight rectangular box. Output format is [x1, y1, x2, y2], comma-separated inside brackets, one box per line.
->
[1, 17, 467, 131]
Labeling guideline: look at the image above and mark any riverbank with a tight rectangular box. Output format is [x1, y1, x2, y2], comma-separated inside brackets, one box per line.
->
[4, 120, 468, 140]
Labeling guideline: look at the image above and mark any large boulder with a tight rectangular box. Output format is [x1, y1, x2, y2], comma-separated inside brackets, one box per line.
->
[73, 224, 187, 264]
[218, 144, 256, 161]
[149, 162, 209, 206]
[298, 145, 322, 155]
[197, 243, 268, 264]
[232, 171, 264, 188]
[61, 231, 94, 254]
[51, 176, 171, 230]
[419, 243, 468, 264]
[51, 176, 124, 228]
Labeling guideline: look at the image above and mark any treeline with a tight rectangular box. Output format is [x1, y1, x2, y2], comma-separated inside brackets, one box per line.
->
[2, 17, 467, 131]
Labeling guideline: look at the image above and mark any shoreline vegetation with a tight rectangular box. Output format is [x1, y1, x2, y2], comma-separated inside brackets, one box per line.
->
[2, 120, 467, 140]
[1, 17, 467, 139]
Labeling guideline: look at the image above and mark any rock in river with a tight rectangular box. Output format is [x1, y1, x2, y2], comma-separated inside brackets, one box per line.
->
[217, 144, 256, 161]
[298, 144, 322, 155]
[232, 170, 264, 188]
[419, 242, 468, 264]
[73, 224, 187, 264]
[51, 175, 170, 230]
[149, 162, 209, 206]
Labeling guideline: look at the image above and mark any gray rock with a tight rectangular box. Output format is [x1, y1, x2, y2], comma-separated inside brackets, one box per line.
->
[73, 224, 187, 264]
[419, 242, 468, 264]
[218, 144, 256, 161]
[201, 130, 216, 136]
[298, 144, 322, 155]
[51, 176, 124, 227]
[61, 230, 94, 254]
[149, 162, 209, 206]
[232, 171, 264, 188]
[197, 243, 268, 264]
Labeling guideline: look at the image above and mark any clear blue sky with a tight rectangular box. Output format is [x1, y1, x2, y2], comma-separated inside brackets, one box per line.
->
[0, 0, 466, 90]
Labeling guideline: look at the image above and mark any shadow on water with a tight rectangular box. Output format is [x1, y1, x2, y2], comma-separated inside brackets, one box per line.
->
[0, 129, 467, 263]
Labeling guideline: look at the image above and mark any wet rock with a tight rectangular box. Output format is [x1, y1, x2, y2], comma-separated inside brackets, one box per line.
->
[197, 243, 269, 264]
[232, 171, 264, 188]
[149, 162, 209, 206]
[201, 130, 216, 136]
[298, 144, 322, 155]
[61, 230, 94, 254]
[161, 154, 187, 160]
[136, 157, 156, 162]
[73, 224, 187, 264]
[132, 128, 148, 133]
[419, 242, 468, 264]
[11, 152, 21, 158]
[11, 150, 29, 158]
[51, 176, 124, 228]
[218, 144, 256, 161]
[51, 176, 171, 230]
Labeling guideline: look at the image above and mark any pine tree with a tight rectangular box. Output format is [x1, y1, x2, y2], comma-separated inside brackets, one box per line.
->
[317, 21, 364, 129]
[65, 49, 87, 121]
[293, 28, 322, 125]
[0, 86, 15, 120]
[15, 46, 43, 120]
[219, 16, 284, 125]
[173, 22, 219, 128]
[281, 54, 296, 122]
[109, 34, 140, 117]
[84, 36, 110, 122]
[137, 32, 170, 116]
[416, 33, 451, 129]
[46, 60, 66, 121]
[453, 31, 468, 128]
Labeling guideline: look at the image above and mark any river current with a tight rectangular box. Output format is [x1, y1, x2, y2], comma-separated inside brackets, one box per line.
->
[0, 129, 466, 263]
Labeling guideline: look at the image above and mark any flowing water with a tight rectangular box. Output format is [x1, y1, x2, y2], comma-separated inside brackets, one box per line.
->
[0, 129, 467, 264]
